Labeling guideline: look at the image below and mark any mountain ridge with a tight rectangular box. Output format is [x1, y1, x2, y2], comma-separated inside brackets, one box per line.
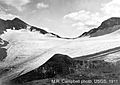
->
[1, 17, 120, 38]
[0, 17, 61, 38]
[80, 17, 120, 37]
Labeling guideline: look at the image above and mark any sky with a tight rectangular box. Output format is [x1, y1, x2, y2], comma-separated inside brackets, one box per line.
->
[0, 0, 120, 37]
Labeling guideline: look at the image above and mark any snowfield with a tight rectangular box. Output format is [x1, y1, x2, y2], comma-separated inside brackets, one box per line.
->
[1, 29, 120, 82]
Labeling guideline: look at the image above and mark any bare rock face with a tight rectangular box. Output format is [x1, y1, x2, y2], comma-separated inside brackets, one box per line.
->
[0, 38, 9, 61]
[0, 18, 27, 34]
[30, 26, 48, 34]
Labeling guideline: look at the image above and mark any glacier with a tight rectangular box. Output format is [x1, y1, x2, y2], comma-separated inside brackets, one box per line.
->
[1, 28, 120, 83]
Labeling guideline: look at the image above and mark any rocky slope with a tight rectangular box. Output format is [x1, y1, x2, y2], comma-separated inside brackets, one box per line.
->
[0, 38, 9, 61]
[11, 54, 74, 83]
[0, 17, 61, 38]
[9, 54, 120, 85]
[80, 17, 120, 37]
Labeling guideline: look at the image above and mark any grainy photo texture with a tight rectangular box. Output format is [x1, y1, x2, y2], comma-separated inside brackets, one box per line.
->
[0, 0, 120, 85]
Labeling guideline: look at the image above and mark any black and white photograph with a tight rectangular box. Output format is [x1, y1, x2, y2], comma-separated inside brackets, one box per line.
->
[0, 0, 120, 85]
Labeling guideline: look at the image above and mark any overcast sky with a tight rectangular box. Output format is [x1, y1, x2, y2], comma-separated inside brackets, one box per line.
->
[0, 0, 120, 37]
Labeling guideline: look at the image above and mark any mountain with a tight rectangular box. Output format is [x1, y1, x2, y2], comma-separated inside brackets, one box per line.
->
[0, 18, 62, 62]
[1, 17, 120, 39]
[0, 17, 51, 61]
[0, 18, 27, 34]
[11, 54, 74, 83]
[11, 54, 120, 85]
[0, 17, 61, 38]
[80, 17, 120, 37]
[2, 17, 120, 85]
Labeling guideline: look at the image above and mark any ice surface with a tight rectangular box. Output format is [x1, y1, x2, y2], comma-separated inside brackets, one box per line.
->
[1, 29, 120, 82]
